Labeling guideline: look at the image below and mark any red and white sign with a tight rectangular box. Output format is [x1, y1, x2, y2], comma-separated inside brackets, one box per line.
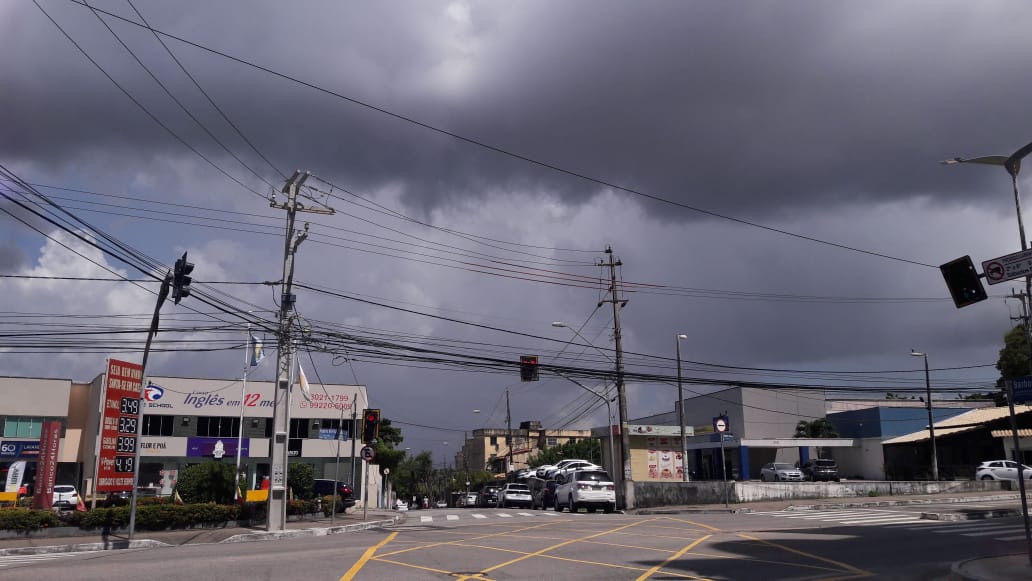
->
[97, 358, 143, 493]
[32, 421, 62, 509]
[715, 418, 728, 433]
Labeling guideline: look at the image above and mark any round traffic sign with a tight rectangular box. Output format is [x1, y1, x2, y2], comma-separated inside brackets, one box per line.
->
[985, 261, 1006, 282]
[715, 418, 727, 433]
[360, 445, 376, 461]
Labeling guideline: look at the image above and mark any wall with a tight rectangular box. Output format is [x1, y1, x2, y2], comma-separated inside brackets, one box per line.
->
[742, 388, 825, 440]
[633, 479, 1007, 507]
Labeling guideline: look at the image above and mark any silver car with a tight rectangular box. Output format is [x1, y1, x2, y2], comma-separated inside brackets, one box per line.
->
[760, 462, 804, 482]
[975, 460, 1032, 480]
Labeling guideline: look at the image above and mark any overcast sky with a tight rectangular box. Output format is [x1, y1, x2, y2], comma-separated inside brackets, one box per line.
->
[3, 1, 1032, 460]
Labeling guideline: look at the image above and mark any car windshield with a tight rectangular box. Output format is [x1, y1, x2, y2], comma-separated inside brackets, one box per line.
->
[773, 463, 795, 470]
[507, 484, 530, 491]
[54, 486, 75, 493]
[576, 471, 611, 482]
[814, 460, 836, 467]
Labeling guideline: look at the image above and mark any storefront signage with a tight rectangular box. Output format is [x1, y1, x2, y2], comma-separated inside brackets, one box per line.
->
[629, 425, 695, 437]
[186, 437, 249, 458]
[97, 358, 143, 492]
[142, 378, 364, 419]
[0, 441, 40, 458]
[318, 428, 350, 441]
[32, 421, 62, 509]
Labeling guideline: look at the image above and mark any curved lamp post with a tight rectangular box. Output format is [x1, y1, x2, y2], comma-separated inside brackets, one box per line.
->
[910, 350, 938, 482]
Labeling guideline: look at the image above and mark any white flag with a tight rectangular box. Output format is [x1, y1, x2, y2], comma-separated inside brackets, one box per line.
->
[5, 460, 26, 493]
[249, 333, 265, 366]
[297, 362, 313, 402]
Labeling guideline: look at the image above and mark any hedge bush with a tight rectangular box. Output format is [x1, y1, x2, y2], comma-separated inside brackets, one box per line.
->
[0, 508, 61, 531]
[1, 503, 242, 532]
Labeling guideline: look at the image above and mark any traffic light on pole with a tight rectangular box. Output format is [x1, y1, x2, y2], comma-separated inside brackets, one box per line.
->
[520, 355, 539, 382]
[172, 252, 194, 304]
[362, 408, 380, 443]
[940, 255, 987, 309]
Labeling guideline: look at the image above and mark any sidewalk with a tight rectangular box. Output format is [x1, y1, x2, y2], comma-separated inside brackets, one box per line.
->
[0, 509, 400, 556]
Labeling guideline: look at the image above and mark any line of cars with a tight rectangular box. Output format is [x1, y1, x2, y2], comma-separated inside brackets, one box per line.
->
[445, 459, 617, 513]
[759, 459, 840, 482]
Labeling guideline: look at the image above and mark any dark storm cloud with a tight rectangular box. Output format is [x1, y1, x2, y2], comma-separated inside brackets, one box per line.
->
[4, 1, 1030, 223]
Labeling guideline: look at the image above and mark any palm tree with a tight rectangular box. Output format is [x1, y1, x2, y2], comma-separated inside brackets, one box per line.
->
[794, 419, 839, 458]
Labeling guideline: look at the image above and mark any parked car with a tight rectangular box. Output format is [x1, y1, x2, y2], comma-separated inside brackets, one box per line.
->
[52, 485, 79, 509]
[975, 460, 1032, 480]
[394, 499, 409, 511]
[760, 462, 804, 482]
[477, 485, 501, 508]
[801, 459, 840, 482]
[435, 499, 447, 508]
[464, 491, 478, 507]
[499, 483, 533, 508]
[529, 479, 558, 510]
[535, 465, 557, 478]
[544, 459, 599, 479]
[312, 479, 356, 509]
[554, 470, 616, 513]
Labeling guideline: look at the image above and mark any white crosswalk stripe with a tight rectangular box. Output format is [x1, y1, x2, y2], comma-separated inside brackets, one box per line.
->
[409, 510, 576, 524]
[750, 508, 926, 526]
[887, 517, 1030, 542]
[0, 551, 102, 569]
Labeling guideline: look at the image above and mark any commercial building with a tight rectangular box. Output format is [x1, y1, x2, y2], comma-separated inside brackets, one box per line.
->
[0, 369, 375, 503]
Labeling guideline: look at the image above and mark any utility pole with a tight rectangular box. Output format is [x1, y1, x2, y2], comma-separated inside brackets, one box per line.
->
[599, 246, 632, 509]
[267, 171, 333, 531]
[506, 388, 512, 475]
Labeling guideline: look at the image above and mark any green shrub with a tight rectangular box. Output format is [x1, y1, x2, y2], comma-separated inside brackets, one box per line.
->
[287, 499, 318, 516]
[288, 463, 315, 500]
[175, 462, 237, 504]
[0, 509, 61, 531]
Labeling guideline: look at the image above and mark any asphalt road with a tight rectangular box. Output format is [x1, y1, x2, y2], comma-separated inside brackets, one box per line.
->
[1, 504, 1028, 580]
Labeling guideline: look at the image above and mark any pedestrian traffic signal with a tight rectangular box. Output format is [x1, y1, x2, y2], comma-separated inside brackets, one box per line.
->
[362, 408, 380, 443]
[520, 355, 539, 382]
[940, 255, 987, 309]
[172, 252, 194, 304]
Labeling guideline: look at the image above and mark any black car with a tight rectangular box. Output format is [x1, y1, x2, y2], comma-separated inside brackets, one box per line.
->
[477, 486, 501, 508]
[538, 480, 558, 510]
[312, 479, 356, 509]
[801, 459, 839, 482]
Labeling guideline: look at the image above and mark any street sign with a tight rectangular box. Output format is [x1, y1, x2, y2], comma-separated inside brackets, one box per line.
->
[982, 248, 1032, 285]
[360, 445, 376, 461]
[714, 416, 728, 433]
[1009, 376, 1032, 404]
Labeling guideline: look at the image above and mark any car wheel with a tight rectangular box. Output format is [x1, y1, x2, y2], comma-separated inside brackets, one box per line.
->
[570, 497, 577, 513]
[554, 497, 562, 512]
[774, 475, 780, 482]
[980, 475, 993, 480]
[604, 503, 615, 514]
[588, 506, 597, 513]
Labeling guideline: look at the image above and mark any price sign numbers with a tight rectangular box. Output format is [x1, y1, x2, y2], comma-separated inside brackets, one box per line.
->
[118, 416, 138, 434]
[116, 436, 136, 454]
[115, 456, 135, 473]
[120, 397, 140, 416]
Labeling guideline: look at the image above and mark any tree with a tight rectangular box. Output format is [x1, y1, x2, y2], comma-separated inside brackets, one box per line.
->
[175, 461, 236, 504]
[794, 419, 839, 459]
[526, 438, 602, 470]
[288, 462, 315, 500]
[998, 324, 1030, 385]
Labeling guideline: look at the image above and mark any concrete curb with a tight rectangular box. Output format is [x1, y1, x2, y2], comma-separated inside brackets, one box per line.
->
[220, 517, 400, 544]
[0, 539, 170, 556]
[782, 493, 1019, 511]
[922, 509, 1022, 521]
[633, 508, 748, 515]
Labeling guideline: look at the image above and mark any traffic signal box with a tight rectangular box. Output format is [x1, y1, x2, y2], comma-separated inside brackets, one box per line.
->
[172, 252, 195, 305]
[940, 255, 987, 309]
[362, 408, 380, 443]
[520, 355, 539, 382]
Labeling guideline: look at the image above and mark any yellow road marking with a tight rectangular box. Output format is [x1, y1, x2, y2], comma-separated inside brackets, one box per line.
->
[376, 521, 560, 558]
[735, 533, 875, 578]
[655, 516, 724, 531]
[634, 534, 712, 581]
[479, 518, 654, 573]
[340, 531, 397, 581]
[453, 539, 708, 577]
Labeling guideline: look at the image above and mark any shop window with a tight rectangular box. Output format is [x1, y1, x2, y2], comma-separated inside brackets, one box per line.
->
[546, 437, 558, 447]
[3, 416, 43, 438]
[196, 416, 240, 438]
[142, 415, 174, 437]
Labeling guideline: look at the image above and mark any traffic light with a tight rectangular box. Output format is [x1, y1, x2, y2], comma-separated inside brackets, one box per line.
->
[520, 355, 539, 382]
[940, 255, 987, 309]
[172, 252, 194, 305]
[362, 408, 380, 443]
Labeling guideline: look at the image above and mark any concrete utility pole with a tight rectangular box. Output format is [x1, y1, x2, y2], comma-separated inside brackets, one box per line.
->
[267, 171, 333, 531]
[600, 246, 632, 509]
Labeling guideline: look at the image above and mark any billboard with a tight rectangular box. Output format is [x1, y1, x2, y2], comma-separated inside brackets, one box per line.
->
[97, 358, 143, 493]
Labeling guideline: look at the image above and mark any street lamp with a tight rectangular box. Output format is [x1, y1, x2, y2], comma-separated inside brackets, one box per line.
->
[552, 321, 620, 480]
[910, 350, 939, 482]
[675, 334, 689, 482]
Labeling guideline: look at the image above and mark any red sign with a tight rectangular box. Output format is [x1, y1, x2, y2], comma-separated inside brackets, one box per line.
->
[32, 421, 62, 509]
[97, 358, 143, 492]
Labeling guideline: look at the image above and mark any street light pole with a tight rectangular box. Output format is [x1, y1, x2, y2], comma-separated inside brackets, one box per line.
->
[675, 334, 689, 482]
[910, 350, 938, 482]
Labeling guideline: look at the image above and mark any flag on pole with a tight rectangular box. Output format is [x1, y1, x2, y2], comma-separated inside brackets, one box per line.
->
[297, 362, 313, 402]
[236, 485, 245, 506]
[249, 333, 265, 366]
[174, 490, 184, 505]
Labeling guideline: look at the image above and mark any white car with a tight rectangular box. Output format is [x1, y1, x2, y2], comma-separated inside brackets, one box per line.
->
[394, 499, 409, 511]
[535, 465, 557, 478]
[554, 470, 616, 513]
[975, 460, 1032, 480]
[760, 462, 804, 482]
[52, 485, 79, 509]
[499, 483, 533, 508]
[545, 459, 599, 480]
